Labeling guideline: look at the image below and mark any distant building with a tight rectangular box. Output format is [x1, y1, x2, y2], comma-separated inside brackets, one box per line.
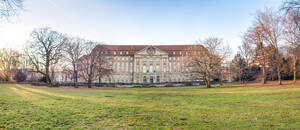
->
[92, 45, 201, 84]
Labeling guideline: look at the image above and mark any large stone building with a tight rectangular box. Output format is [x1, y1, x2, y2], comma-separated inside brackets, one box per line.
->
[96, 45, 196, 84]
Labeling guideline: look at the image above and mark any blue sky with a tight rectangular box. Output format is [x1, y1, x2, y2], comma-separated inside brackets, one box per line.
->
[0, 0, 283, 52]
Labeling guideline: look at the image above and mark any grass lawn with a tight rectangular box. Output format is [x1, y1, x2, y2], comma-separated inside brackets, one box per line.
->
[1, 84, 300, 129]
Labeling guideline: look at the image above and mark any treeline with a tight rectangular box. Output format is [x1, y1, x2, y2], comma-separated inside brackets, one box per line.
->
[175, 0, 300, 88]
[1, 0, 300, 88]
[0, 28, 111, 88]
[230, 0, 300, 85]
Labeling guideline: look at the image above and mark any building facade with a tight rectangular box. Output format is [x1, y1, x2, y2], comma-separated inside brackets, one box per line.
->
[96, 45, 196, 84]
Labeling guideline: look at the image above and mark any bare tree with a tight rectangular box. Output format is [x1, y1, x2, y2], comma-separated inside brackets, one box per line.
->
[243, 25, 268, 84]
[256, 9, 283, 85]
[25, 27, 64, 84]
[238, 41, 254, 66]
[62, 36, 85, 87]
[0, 48, 21, 81]
[230, 53, 247, 83]
[0, 0, 23, 19]
[77, 42, 111, 88]
[185, 37, 231, 88]
[282, 0, 300, 16]
[283, 12, 300, 84]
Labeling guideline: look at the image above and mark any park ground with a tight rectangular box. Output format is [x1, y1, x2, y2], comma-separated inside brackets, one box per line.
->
[1, 81, 300, 129]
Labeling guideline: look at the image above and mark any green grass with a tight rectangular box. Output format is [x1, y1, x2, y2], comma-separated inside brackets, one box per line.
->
[1, 84, 300, 129]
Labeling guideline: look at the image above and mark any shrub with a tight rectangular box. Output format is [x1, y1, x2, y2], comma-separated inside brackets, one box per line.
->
[13, 71, 27, 82]
[166, 82, 173, 87]
[39, 76, 47, 83]
[50, 82, 60, 87]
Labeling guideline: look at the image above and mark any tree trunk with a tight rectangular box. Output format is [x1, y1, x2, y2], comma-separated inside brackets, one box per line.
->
[73, 63, 78, 88]
[205, 79, 211, 88]
[75, 70, 78, 88]
[261, 46, 266, 85]
[88, 63, 94, 88]
[293, 55, 297, 84]
[45, 59, 52, 84]
[219, 74, 223, 86]
[277, 65, 282, 85]
[88, 78, 92, 88]
[261, 65, 266, 84]
[205, 74, 211, 88]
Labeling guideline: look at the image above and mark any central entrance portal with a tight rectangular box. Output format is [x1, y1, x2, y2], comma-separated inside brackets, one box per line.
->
[150, 76, 154, 83]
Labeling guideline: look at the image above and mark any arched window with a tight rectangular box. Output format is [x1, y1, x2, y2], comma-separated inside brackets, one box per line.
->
[149, 64, 153, 73]
[143, 65, 147, 73]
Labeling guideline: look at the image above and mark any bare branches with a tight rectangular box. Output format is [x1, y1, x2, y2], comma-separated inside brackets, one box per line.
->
[185, 37, 231, 88]
[61, 35, 85, 87]
[281, 0, 300, 16]
[0, 0, 23, 19]
[282, 11, 300, 83]
[25, 27, 64, 84]
[0, 48, 21, 81]
[77, 42, 111, 88]
[238, 41, 254, 66]
[255, 9, 284, 85]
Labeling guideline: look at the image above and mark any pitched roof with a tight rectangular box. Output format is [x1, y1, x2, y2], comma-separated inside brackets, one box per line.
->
[96, 45, 204, 56]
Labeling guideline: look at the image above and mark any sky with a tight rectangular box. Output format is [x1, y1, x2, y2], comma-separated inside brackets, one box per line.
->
[0, 0, 283, 52]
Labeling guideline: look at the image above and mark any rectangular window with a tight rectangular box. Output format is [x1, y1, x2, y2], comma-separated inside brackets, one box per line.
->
[126, 62, 128, 72]
[130, 63, 133, 72]
[114, 51, 117, 55]
[173, 51, 176, 55]
[121, 62, 124, 72]
[156, 65, 160, 72]
[126, 51, 129, 55]
[120, 51, 123, 55]
[143, 64, 147, 73]
[117, 62, 120, 72]
[136, 65, 140, 72]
